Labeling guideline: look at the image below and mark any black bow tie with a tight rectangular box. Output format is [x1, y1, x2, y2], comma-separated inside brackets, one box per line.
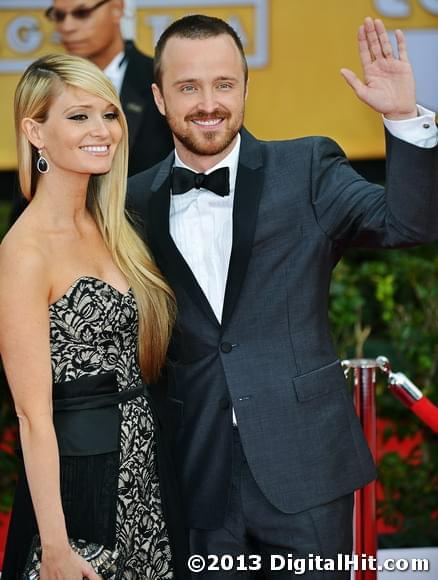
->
[171, 166, 230, 197]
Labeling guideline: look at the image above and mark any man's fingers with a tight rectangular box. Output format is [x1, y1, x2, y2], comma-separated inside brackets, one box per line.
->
[340, 68, 366, 99]
[395, 29, 409, 62]
[364, 16, 384, 61]
[358, 24, 372, 68]
[375, 18, 393, 59]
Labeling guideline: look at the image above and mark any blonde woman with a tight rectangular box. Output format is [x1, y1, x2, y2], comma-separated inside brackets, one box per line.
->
[0, 54, 182, 579]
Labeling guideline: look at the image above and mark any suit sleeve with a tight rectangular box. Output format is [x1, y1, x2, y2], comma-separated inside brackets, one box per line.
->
[310, 131, 438, 248]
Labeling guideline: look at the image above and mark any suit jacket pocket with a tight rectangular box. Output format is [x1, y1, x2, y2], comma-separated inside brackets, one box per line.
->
[292, 359, 347, 402]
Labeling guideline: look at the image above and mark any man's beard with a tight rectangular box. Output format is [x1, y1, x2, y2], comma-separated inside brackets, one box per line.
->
[166, 107, 244, 157]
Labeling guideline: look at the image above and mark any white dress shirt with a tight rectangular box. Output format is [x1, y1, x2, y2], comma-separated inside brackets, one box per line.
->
[170, 134, 241, 323]
[103, 51, 128, 95]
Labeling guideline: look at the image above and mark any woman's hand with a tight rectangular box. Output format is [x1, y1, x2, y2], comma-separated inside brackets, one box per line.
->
[40, 544, 101, 580]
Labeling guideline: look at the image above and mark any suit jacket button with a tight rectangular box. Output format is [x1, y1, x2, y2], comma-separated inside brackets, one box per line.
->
[220, 342, 233, 353]
[219, 397, 230, 410]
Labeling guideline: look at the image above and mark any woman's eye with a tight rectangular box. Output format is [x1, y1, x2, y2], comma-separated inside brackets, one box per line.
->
[68, 114, 87, 121]
[104, 112, 119, 120]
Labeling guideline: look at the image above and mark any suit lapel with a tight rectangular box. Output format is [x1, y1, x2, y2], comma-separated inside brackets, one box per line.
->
[147, 129, 264, 329]
[221, 130, 264, 329]
[147, 160, 220, 327]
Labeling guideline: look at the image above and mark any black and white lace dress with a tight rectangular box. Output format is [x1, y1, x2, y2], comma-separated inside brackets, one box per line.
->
[2, 276, 174, 579]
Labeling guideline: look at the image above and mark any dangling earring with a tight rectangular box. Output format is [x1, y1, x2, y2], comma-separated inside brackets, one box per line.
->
[37, 149, 49, 174]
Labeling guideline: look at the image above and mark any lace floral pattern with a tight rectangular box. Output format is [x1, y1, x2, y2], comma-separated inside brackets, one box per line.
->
[49, 277, 173, 579]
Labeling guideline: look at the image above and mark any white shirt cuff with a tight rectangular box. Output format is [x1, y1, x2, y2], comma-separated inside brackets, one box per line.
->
[383, 105, 437, 149]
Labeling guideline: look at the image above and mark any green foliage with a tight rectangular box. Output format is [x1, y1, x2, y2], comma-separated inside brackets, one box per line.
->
[0, 201, 10, 235]
[0, 396, 18, 512]
[330, 245, 438, 547]
[378, 441, 438, 547]
[0, 200, 19, 512]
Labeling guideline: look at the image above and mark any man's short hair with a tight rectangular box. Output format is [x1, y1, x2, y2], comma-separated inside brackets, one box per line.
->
[154, 14, 248, 88]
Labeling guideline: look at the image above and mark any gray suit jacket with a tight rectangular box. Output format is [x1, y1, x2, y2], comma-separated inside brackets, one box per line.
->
[128, 128, 438, 529]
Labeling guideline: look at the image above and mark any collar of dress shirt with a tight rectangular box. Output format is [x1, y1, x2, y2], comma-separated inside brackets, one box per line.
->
[173, 133, 241, 196]
[103, 51, 127, 95]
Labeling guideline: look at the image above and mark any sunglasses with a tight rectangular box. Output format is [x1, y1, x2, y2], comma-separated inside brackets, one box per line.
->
[45, 0, 111, 23]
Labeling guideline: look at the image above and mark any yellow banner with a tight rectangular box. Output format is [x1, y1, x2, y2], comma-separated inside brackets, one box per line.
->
[0, 0, 437, 169]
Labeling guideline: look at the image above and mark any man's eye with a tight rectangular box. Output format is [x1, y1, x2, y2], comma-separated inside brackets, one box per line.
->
[73, 8, 92, 19]
[218, 83, 232, 90]
[104, 112, 119, 120]
[181, 85, 196, 93]
[68, 114, 87, 121]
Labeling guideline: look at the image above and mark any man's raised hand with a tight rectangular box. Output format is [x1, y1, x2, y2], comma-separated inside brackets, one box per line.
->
[341, 17, 417, 120]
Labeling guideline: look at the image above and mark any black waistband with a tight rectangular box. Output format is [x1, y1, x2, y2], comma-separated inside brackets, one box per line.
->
[52, 373, 148, 457]
[53, 385, 145, 412]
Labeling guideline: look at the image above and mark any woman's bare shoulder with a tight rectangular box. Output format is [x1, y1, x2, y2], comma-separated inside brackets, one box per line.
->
[0, 216, 51, 294]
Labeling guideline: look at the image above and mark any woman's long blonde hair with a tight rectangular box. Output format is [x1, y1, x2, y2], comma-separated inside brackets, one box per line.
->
[14, 54, 175, 382]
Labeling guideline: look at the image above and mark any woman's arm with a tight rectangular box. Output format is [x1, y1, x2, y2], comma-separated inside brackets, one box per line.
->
[0, 238, 99, 579]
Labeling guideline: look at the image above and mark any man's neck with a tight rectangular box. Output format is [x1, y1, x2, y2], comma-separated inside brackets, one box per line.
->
[90, 36, 125, 70]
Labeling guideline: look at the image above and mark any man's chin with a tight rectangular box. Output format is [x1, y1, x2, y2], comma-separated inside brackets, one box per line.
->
[62, 43, 89, 57]
[184, 132, 239, 157]
[194, 143, 229, 156]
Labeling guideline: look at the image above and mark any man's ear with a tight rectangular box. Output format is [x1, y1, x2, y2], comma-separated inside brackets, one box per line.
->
[21, 118, 44, 150]
[244, 78, 249, 101]
[111, 0, 124, 24]
[151, 83, 166, 117]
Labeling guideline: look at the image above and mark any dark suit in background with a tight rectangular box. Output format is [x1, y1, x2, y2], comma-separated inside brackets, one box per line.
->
[122, 41, 173, 176]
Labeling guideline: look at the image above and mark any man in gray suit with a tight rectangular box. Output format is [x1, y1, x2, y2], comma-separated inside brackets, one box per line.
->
[128, 14, 438, 578]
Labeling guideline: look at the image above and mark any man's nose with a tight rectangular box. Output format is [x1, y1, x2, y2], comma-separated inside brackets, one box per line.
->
[198, 88, 218, 112]
[57, 14, 79, 34]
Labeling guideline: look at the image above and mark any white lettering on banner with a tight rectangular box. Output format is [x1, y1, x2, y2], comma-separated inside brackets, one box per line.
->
[419, 0, 438, 14]
[374, 0, 411, 17]
[375, 0, 438, 16]
[0, 1, 50, 72]
[228, 16, 248, 47]
[0, 0, 267, 72]
[147, 15, 173, 47]
[6, 16, 42, 53]
[137, 0, 268, 68]
[0, 1, 48, 6]
[146, 12, 250, 62]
